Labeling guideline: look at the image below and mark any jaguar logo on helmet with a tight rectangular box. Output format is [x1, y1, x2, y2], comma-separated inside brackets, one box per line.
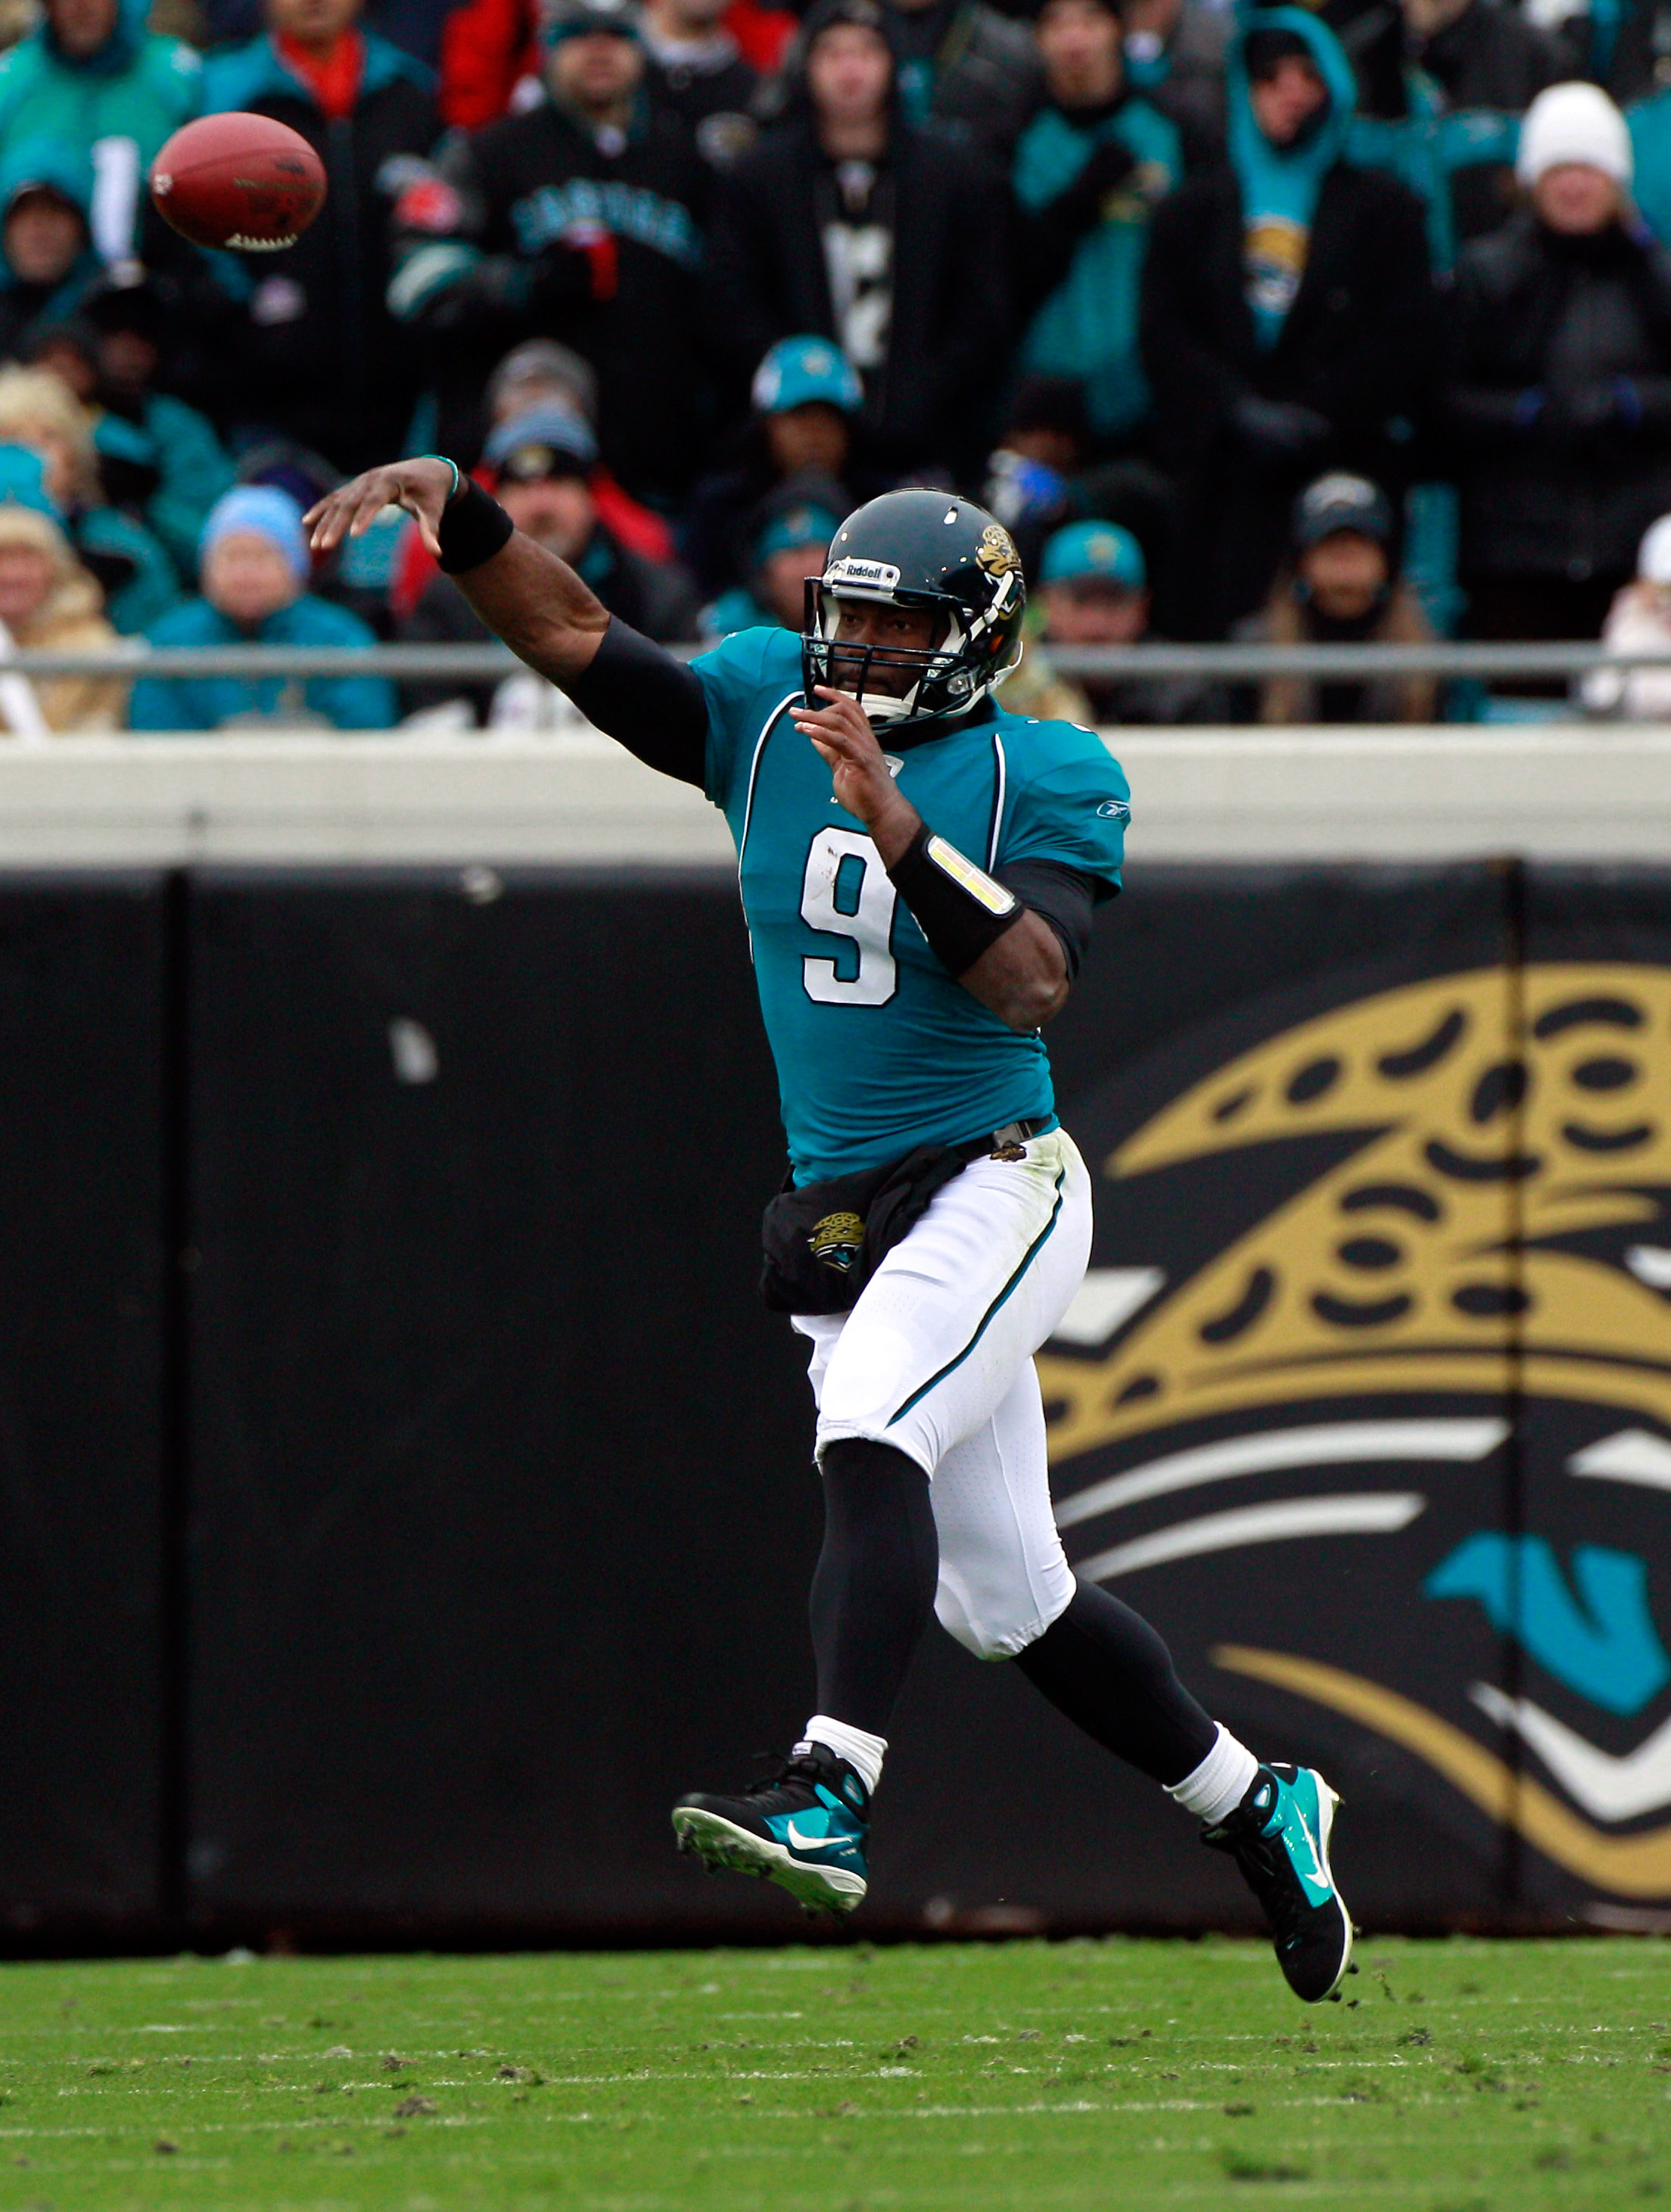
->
[976, 523, 1022, 578]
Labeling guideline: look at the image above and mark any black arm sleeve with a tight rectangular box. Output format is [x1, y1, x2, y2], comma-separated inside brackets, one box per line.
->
[562, 616, 710, 788]
[995, 861, 1104, 980]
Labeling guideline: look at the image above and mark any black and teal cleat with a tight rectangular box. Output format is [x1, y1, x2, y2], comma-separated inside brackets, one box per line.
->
[673, 1745, 870, 1914]
[1202, 1763, 1354, 2002]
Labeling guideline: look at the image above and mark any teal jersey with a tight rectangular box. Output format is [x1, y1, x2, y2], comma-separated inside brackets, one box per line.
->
[697, 628, 1130, 1185]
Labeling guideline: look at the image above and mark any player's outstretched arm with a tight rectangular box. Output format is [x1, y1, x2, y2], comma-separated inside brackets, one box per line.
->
[306, 463, 708, 782]
[792, 687, 1069, 1032]
[306, 460, 609, 684]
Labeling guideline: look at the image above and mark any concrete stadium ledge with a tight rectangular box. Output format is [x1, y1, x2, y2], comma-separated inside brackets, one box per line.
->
[0, 721, 1666, 866]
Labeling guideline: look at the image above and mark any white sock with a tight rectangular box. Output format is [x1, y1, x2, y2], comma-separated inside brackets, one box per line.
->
[799, 1715, 886, 1796]
[1165, 1724, 1260, 1825]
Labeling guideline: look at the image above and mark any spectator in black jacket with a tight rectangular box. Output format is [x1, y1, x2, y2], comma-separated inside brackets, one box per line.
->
[388, 0, 708, 506]
[400, 402, 699, 721]
[1138, 8, 1433, 637]
[1120, 0, 1227, 154]
[706, 0, 1010, 477]
[1445, 82, 1671, 659]
[683, 332, 871, 593]
[1344, 0, 1568, 259]
[202, 0, 439, 474]
[882, 0, 1042, 164]
[642, 0, 759, 168]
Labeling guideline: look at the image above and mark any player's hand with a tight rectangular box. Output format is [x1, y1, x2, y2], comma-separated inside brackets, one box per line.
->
[304, 457, 457, 560]
[792, 684, 918, 855]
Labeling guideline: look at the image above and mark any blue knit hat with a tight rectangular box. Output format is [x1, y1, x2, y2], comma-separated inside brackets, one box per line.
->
[1039, 520, 1147, 590]
[751, 336, 864, 416]
[200, 485, 310, 582]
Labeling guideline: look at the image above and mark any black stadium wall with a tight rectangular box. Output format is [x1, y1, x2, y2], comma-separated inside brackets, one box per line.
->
[4, 860, 1670, 1946]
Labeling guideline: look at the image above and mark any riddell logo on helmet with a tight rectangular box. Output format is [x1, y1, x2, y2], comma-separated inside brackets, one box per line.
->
[826, 557, 901, 590]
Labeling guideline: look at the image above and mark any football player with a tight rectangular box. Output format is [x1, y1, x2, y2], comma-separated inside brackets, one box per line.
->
[307, 461, 1355, 2001]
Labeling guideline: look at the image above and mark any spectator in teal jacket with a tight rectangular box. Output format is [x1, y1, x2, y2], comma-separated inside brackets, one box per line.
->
[1012, 0, 1184, 445]
[699, 487, 841, 640]
[129, 486, 397, 731]
[1629, 83, 1671, 248]
[81, 273, 235, 581]
[0, 142, 101, 359]
[0, 0, 201, 262]
[0, 360, 180, 632]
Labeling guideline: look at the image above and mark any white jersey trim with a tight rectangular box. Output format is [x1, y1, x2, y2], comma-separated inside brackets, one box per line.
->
[736, 690, 803, 878]
[987, 732, 1007, 871]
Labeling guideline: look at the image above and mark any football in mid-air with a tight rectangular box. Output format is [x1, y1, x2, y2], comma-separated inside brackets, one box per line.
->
[150, 113, 325, 252]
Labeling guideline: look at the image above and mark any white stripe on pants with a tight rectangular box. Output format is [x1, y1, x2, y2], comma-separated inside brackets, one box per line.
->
[793, 1126, 1092, 1661]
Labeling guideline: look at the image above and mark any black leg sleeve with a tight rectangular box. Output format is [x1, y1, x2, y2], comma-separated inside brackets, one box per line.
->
[1013, 1576, 1218, 1787]
[809, 1438, 940, 1737]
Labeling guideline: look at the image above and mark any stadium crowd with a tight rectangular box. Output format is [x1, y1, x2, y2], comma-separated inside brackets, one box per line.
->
[0, 0, 1667, 725]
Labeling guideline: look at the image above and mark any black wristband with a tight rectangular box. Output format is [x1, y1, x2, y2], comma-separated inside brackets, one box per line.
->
[887, 822, 1025, 978]
[437, 478, 515, 575]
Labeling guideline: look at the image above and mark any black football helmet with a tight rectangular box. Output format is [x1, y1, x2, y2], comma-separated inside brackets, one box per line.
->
[802, 488, 1027, 727]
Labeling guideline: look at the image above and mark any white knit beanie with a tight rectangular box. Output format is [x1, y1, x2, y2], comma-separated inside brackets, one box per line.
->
[1639, 514, 1671, 586]
[1516, 82, 1633, 190]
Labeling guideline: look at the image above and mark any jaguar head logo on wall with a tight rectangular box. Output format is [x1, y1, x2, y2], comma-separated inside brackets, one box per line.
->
[1041, 964, 1671, 1910]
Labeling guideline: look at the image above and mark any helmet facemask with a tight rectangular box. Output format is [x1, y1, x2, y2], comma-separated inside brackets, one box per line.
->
[802, 568, 1023, 727]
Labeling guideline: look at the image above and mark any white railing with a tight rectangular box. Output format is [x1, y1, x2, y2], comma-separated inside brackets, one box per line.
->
[2, 639, 1671, 682]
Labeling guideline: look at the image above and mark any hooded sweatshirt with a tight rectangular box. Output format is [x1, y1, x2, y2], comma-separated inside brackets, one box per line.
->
[0, 0, 201, 259]
[1228, 8, 1355, 347]
[0, 139, 102, 352]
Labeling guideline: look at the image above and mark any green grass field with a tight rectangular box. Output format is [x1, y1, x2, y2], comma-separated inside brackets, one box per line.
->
[1, 1937, 1667, 2210]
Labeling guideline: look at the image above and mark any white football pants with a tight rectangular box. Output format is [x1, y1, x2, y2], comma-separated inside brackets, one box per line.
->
[793, 1126, 1092, 1662]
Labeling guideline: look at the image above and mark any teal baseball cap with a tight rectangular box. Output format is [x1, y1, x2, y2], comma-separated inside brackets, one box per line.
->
[751, 336, 864, 416]
[540, 0, 640, 45]
[1040, 520, 1147, 590]
[754, 500, 842, 563]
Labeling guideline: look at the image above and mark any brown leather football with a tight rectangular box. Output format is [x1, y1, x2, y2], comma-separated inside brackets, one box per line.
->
[149, 112, 326, 253]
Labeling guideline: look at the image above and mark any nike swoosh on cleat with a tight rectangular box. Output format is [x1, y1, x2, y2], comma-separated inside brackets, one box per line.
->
[1294, 1824, 1330, 1892]
[785, 1821, 858, 1856]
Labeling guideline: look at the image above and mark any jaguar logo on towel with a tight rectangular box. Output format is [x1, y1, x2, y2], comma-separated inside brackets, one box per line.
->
[1041, 964, 1671, 1902]
[809, 1210, 866, 1274]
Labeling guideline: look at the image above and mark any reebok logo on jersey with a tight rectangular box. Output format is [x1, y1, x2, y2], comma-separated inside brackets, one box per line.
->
[1097, 800, 1131, 821]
